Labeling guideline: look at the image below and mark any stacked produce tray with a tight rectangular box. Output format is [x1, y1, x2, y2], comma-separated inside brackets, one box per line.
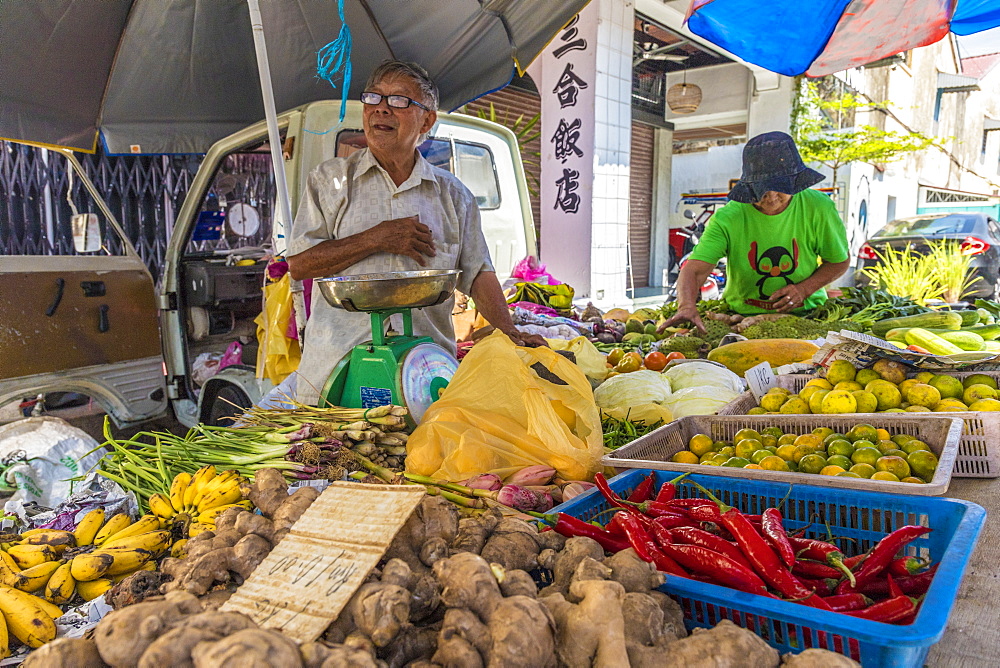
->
[552, 471, 986, 667]
[601, 414, 962, 495]
[718, 372, 1000, 478]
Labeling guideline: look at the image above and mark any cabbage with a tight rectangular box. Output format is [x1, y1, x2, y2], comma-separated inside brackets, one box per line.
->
[661, 386, 741, 419]
[663, 361, 744, 394]
[593, 370, 672, 411]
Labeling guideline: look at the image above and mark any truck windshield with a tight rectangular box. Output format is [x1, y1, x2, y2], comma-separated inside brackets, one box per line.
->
[336, 130, 500, 209]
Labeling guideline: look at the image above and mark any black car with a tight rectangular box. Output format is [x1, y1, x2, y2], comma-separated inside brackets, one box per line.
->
[855, 212, 1000, 299]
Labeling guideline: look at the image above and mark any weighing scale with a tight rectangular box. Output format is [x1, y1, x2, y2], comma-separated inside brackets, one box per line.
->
[314, 270, 461, 423]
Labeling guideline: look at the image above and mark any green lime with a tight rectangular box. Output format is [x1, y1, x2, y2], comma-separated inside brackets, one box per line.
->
[764, 445, 778, 454]
[884, 449, 909, 459]
[733, 428, 762, 444]
[761, 426, 785, 438]
[798, 454, 828, 475]
[718, 446, 735, 458]
[891, 433, 915, 446]
[876, 440, 900, 455]
[735, 439, 763, 459]
[827, 454, 854, 470]
[901, 439, 932, 454]
[876, 455, 911, 479]
[852, 439, 876, 451]
[713, 441, 729, 451]
[723, 457, 751, 468]
[786, 460, 800, 472]
[907, 450, 939, 480]
[759, 455, 791, 471]
[822, 432, 847, 445]
[850, 463, 877, 478]
[847, 424, 879, 443]
[826, 439, 855, 458]
[751, 450, 773, 465]
[837, 471, 863, 478]
[851, 447, 882, 466]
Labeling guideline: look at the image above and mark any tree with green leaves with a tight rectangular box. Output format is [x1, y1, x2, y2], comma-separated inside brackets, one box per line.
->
[791, 78, 938, 188]
[463, 102, 541, 196]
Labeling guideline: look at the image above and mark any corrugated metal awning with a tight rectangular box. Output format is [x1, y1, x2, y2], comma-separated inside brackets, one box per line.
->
[937, 71, 981, 92]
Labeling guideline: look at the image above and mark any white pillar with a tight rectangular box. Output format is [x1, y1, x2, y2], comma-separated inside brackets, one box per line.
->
[531, 0, 634, 305]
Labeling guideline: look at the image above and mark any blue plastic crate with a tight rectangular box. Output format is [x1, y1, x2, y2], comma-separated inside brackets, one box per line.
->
[551, 471, 985, 667]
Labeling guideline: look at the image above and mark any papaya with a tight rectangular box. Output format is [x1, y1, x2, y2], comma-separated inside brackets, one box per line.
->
[707, 339, 820, 377]
[604, 308, 631, 322]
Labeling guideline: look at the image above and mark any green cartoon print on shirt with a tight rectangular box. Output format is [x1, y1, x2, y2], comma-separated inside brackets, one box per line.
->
[747, 239, 799, 305]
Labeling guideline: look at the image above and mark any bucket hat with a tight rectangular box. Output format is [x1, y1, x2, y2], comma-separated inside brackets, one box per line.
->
[727, 131, 824, 204]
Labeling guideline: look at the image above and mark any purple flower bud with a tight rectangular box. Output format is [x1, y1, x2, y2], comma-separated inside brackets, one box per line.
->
[506, 465, 557, 487]
[462, 473, 503, 491]
[496, 484, 541, 511]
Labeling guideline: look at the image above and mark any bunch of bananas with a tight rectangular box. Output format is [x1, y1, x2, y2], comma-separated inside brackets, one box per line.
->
[147, 466, 250, 554]
[0, 509, 170, 654]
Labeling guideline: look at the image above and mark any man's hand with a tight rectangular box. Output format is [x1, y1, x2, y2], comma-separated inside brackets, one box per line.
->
[371, 215, 436, 265]
[506, 329, 548, 348]
[657, 304, 706, 335]
[769, 283, 809, 313]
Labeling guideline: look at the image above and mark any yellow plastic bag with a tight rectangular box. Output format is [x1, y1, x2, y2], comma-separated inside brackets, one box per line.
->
[406, 331, 604, 482]
[254, 272, 301, 384]
[546, 336, 609, 383]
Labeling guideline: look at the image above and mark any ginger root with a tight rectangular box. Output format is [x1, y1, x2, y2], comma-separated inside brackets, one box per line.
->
[479, 517, 540, 572]
[21, 637, 103, 668]
[542, 579, 630, 667]
[781, 649, 861, 667]
[385, 496, 459, 575]
[664, 619, 780, 668]
[138, 611, 257, 668]
[94, 591, 202, 667]
[604, 548, 664, 593]
[190, 628, 302, 668]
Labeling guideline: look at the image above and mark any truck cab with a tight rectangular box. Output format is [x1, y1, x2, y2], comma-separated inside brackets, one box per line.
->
[0, 100, 535, 428]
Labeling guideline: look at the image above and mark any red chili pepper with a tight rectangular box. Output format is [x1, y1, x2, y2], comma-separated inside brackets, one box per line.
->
[666, 526, 753, 570]
[860, 565, 937, 598]
[652, 472, 689, 504]
[651, 514, 696, 531]
[686, 503, 723, 524]
[887, 573, 904, 599]
[653, 526, 769, 596]
[822, 593, 872, 612]
[605, 514, 628, 537]
[845, 595, 918, 623]
[838, 526, 931, 594]
[627, 474, 655, 503]
[843, 553, 867, 570]
[664, 498, 718, 509]
[531, 512, 630, 553]
[792, 559, 843, 580]
[593, 472, 629, 509]
[789, 536, 856, 585]
[688, 482, 832, 610]
[888, 556, 925, 577]
[794, 577, 837, 597]
[761, 508, 795, 569]
[617, 512, 687, 577]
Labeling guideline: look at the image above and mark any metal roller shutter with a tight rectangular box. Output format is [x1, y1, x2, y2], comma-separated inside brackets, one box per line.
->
[630, 122, 655, 289]
[462, 88, 542, 246]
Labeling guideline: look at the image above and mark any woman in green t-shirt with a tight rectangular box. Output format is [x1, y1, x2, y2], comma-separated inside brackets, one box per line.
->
[661, 132, 850, 334]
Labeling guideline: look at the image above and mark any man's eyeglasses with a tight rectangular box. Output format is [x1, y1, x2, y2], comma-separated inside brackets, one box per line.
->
[360, 92, 431, 111]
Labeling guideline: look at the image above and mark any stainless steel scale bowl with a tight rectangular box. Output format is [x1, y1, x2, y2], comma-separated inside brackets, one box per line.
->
[315, 269, 461, 312]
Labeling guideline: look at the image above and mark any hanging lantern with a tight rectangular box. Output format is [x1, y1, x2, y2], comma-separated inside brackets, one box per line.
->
[666, 81, 702, 114]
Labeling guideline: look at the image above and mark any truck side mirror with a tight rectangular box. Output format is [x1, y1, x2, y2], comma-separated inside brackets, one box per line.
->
[71, 213, 102, 253]
[683, 209, 695, 220]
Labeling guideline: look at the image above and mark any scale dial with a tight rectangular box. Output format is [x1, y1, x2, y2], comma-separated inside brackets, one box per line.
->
[398, 343, 458, 423]
[226, 202, 260, 237]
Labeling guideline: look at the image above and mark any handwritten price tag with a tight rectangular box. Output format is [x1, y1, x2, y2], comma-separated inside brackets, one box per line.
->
[220, 482, 425, 642]
[745, 362, 777, 403]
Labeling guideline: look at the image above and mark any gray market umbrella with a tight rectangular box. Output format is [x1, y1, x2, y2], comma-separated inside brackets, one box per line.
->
[0, 0, 589, 155]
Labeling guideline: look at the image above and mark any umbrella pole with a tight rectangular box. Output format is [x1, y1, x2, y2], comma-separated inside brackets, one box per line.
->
[247, 0, 293, 256]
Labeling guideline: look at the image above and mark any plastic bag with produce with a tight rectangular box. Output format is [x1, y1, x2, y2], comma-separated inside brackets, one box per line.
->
[662, 360, 744, 393]
[593, 370, 674, 424]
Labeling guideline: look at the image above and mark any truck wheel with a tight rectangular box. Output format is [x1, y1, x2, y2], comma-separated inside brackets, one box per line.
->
[206, 385, 251, 426]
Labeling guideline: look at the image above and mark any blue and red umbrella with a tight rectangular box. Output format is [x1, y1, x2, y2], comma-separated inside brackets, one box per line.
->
[685, 0, 1000, 76]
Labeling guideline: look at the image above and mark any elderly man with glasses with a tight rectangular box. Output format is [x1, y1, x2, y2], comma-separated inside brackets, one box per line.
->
[286, 60, 543, 405]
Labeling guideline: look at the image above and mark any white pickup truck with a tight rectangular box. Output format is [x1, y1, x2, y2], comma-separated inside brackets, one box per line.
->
[0, 100, 535, 428]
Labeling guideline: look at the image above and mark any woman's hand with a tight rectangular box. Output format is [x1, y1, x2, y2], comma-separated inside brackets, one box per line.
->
[769, 284, 809, 312]
[657, 304, 706, 335]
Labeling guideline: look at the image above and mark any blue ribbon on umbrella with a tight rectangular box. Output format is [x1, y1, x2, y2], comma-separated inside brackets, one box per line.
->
[316, 0, 352, 122]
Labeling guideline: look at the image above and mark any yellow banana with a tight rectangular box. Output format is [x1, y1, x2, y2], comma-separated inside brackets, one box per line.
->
[70, 553, 114, 582]
[170, 472, 192, 513]
[93, 513, 132, 547]
[196, 483, 244, 514]
[7, 545, 56, 570]
[110, 560, 156, 584]
[187, 522, 213, 538]
[0, 553, 20, 588]
[43, 562, 75, 605]
[196, 503, 247, 524]
[102, 529, 172, 554]
[96, 548, 155, 576]
[100, 515, 160, 546]
[32, 595, 63, 621]
[72, 508, 105, 547]
[170, 539, 188, 559]
[0, 607, 8, 659]
[76, 578, 112, 602]
[183, 466, 217, 510]
[13, 561, 63, 594]
[199, 470, 237, 496]
[0, 584, 56, 648]
[148, 493, 175, 520]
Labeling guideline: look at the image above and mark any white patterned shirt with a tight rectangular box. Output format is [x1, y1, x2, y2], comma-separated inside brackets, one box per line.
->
[287, 148, 494, 404]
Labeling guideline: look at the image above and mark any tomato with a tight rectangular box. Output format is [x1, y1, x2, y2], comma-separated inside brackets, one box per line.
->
[615, 352, 643, 374]
[664, 351, 686, 364]
[643, 351, 668, 372]
[606, 348, 625, 366]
